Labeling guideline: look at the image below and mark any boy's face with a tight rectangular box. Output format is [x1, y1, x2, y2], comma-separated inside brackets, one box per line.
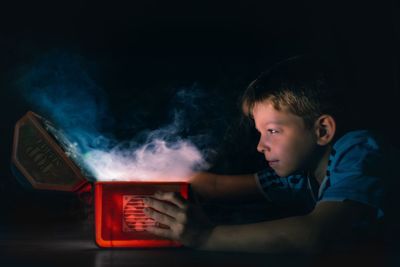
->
[252, 100, 318, 177]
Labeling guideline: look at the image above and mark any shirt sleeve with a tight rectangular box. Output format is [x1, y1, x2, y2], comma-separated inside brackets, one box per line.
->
[318, 134, 386, 218]
[255, 169, 316, 211]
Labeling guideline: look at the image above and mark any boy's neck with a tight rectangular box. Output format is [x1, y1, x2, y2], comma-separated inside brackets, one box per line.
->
[313, 145, 332, 185]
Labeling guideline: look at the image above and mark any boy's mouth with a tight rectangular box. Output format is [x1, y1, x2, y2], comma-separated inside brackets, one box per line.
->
[268, 160, 279, 167]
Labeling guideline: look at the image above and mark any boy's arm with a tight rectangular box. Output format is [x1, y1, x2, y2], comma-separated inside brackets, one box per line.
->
[144, 193, 376, 253]
[190, 172, 265, 202]
[201, 200, 375, 253]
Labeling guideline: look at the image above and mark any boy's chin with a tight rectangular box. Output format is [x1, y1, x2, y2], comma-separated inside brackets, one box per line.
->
[273, 168, 296, 177]
[272, 169, 286, 177]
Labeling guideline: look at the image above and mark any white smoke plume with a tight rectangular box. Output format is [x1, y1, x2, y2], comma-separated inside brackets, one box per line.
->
[18, 51, 211, 182]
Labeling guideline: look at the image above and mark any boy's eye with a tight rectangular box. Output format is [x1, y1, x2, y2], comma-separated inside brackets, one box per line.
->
[267, 129, 279, 134]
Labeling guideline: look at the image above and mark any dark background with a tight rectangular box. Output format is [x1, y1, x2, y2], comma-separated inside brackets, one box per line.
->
[0, 0, 399, 256]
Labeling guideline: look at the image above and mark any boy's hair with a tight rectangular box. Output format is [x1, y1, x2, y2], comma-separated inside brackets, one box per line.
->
[242, 55, 354, 135]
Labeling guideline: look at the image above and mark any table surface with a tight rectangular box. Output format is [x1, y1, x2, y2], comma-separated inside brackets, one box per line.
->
[0, 221, 391, 267]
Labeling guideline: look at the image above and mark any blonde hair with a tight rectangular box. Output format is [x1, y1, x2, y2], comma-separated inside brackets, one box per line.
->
[242, 55, 348, 130]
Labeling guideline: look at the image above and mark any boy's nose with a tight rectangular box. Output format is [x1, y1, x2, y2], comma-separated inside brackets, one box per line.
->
[257, 138, 270, 153]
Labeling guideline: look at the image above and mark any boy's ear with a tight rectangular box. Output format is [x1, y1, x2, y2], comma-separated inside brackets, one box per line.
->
[314, 115, 336, 146]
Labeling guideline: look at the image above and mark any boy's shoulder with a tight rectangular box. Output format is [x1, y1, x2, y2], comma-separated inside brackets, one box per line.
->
[330, 130, 384, 171]
[319, 129, 387, 218]
[333, 130, 379, 154]
[330, 129, 396, 180]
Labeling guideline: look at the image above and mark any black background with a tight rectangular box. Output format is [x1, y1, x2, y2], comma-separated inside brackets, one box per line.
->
[0, 0, 399, 233]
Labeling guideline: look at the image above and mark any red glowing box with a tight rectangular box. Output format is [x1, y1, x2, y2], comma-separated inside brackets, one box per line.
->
[94, 181, 189, 248]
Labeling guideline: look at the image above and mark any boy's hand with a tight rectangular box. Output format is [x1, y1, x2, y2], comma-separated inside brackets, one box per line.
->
[143, 191, 213, 248]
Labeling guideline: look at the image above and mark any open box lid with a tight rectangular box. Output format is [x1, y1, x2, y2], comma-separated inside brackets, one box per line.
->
[12, 111, 90, 192]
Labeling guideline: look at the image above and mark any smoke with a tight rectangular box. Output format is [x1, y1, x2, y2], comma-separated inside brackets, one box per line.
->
[17, 50, 210, 182]
[84, 138, 206, 181]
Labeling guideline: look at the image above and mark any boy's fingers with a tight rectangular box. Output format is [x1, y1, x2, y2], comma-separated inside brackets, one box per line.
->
[143, 207, 175, 226]
[153, 191, 187, 210]
[146, 226, 174, 239]
[143, 197, 180, 217]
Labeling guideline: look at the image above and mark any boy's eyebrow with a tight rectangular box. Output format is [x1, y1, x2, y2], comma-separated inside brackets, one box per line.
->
[255, 121, 286, 131]
[265, 120, 287, 126]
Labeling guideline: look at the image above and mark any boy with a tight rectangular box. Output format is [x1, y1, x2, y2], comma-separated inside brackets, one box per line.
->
[143, 56, 387, 253]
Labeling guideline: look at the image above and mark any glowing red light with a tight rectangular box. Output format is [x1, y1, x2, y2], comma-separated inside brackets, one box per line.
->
[94, 181, 189, 248]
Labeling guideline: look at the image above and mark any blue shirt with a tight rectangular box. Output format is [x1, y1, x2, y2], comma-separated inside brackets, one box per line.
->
[256, 130, 387, 219]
